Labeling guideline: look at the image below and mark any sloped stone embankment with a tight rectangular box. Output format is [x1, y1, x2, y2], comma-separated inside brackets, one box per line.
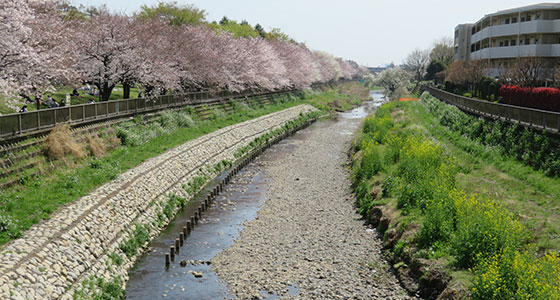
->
[0, 104, 316, 300]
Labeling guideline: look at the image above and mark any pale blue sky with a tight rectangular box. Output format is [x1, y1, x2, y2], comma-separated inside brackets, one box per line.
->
[70, 0, 541, 66]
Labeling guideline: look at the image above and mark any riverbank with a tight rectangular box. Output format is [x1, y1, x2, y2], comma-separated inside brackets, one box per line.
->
[212, 99, 416, 299]
[351, 94, 560, 299]
[0, 105, 317, 299]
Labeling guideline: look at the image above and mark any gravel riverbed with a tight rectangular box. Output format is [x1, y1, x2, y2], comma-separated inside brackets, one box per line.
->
[213, 114, 417, 300]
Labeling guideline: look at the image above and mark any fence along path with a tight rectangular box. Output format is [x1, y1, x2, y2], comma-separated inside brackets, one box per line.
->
[423, 85, 560, 134]
[0, 89, 294, 141]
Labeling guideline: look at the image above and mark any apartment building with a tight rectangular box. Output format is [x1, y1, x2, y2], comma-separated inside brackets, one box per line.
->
[454, 3, 560, 74]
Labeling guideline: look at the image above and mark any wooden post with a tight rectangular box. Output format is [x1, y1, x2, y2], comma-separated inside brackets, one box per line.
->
[170, 247, 175, 261]
[186, 221, 191, 232]
[179, 233, 184, 246]
[165, 253, 170, 267]
[175, 239, 180, 253]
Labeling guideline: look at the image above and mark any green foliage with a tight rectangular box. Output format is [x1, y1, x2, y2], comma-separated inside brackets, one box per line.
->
[74, 276, 125, 300]
[452, 193, 526, 268]
[184, 175, 209, 195]
[115, 110, 196, 146]
[362, 114, 394, 144]
[119, 224, 150, 258]
[421, 92, 560, 177]
[137, 1, 206, 26]
[351, 100, 555, 297]
[0, 213, 16, 237]
[353, 141, 384, 184]
[108, 252, 123, 266]
[425, 60, 445, 81]
[472, 249, 560, 300]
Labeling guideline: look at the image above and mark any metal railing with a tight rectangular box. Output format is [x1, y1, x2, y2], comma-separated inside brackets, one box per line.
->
[423, 85, 560, 134]
[0, 89, 290, 140]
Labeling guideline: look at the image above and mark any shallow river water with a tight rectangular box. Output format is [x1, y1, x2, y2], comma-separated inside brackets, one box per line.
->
[125, 90, 385, 299]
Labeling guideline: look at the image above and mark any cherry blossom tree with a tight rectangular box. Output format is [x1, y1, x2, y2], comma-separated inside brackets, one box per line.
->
[1, 2, 365, 102]
[72, 10, 145, 101]
[0, 0, 74, 95]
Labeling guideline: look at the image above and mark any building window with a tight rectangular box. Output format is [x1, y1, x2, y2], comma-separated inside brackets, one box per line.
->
[521, 17, 526, 22]
[505, 40, 510, 46]
[512, 17, 518, 23]
[499, 41, 504, 47]
[511, 40, 517, 46]
[505, 18, 510, 24]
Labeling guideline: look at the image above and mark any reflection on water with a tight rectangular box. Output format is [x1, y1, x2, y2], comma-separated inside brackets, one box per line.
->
[339, 90, 386, 119]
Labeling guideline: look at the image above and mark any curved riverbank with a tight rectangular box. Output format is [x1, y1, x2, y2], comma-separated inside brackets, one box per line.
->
[212, 100, 416, 299]
[0, 105, 317, 299]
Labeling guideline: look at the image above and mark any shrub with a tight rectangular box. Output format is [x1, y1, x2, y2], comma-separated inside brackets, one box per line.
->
[0, 213, 15, 233]
[421, 92, 560, 177]
[355, 141, 384, 182]
[451, 194, 526, 268]
[362, 114, 393, 144]
[472, 249, 560, 300]
[500, 85, 560, 112]
[417, 196, 456, 247]
[393, 135, 456, 211]
[119, 224, 150, 258]
[44, 125, 85, 159]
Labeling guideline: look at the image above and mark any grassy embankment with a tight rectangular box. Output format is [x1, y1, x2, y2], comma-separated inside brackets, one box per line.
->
[351, 92, 560, 299]
[0, 82, 370, 246]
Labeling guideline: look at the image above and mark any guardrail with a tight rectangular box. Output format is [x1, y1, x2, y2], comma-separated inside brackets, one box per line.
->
[0, 89, 286, 140]
[423, 85, 560, 134]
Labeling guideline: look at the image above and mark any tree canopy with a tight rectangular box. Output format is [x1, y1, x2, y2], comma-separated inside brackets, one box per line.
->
[136, 1, 206, 26]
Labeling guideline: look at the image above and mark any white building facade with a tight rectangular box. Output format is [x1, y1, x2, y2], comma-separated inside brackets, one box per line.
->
[454, 3, 560, 74]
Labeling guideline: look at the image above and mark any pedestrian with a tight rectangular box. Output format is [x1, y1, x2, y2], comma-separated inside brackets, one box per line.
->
[19, 105, 28, 113]
[65, 93, 71, 106]
[46, 96, 55, 108]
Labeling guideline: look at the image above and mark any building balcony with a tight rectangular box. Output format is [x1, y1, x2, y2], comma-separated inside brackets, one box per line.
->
[471, 20, 560, 43]
[471, 44, 560, 60]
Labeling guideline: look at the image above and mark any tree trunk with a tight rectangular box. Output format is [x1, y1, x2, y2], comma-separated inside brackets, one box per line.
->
[123, 82, 131, 99]
[102, 82, 114, 102]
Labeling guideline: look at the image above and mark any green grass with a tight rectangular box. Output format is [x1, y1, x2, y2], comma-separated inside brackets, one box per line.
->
[46, 84, 141, 105]
[352, 97, 560, 298]
[304, 90, 362, 111]
[0, 84, 369, 246]
[402, 97, 560, 251]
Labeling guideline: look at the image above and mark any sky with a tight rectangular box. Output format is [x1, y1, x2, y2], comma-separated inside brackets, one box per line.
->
[70, 0, 541, 67]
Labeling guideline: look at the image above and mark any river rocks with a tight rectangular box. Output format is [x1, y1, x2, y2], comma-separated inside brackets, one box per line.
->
[192, 271, 203, 278]
[213, 114, 416, 299]
[0, 104, 316, 299]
